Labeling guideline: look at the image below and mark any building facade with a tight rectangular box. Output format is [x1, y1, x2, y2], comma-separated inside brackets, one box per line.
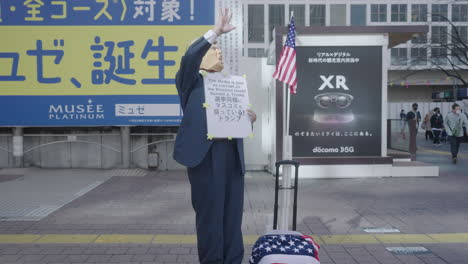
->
[242, 0, 468, 103]
[1, 1, 467, 170]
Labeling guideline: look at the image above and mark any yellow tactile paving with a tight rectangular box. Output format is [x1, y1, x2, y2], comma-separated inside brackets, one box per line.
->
[320, 235, 380, 244]
[243, 235, 324, 245]
[153, 235, 197, 244]
[35, 235, 98, 244]
[95, 234, 154, 244]
[0, 233, 468, 245]
[0, 235, 41, 243]
[375, 234, 436, 244]
[243, 235, 260, 245]
[420, 148, 468, 158]
[311, 236, 324, 245]
[429, 233, 468, 243]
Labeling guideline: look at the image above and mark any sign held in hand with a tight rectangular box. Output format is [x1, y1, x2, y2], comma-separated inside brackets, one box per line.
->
[203, 72, 252, 139]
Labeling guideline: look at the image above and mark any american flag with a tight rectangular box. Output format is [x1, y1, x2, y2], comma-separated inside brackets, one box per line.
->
[273, 16, 298, 94]
[249, 234, 320, 264]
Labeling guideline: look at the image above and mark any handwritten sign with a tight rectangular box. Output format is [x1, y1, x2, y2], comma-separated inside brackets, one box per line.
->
[204, 72, 251, 138]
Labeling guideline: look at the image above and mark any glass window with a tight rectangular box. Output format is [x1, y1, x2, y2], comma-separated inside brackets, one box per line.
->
[452, 26, 468, 44]
[452, 4, 468, 22]
[391, 48, 408, 65]
[431, 26, 448, 44]
[432, 4, 448, 22]
[248, 48, 265, 58]
[412, 33, 427, 44]
[269, 4, 285, 42]
[411, 48, 427, 65]
[431, 47, 447, 65]
[351, 5, 367, 25]
[411, 4, 427, 22]
[248, 5, 264, 43]
[330, 4, 346, 26]
[371, 4, 387, 22]
[310, 5, 326, 26]
[391, 4, 407, 22]
[290, 5, 305, 26]
[452, 48, 467, 65]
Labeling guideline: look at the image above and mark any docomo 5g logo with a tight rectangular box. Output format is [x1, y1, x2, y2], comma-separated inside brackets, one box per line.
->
[318, 75, 349, 91]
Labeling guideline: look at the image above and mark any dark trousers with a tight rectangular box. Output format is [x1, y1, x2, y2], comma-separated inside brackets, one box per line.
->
[425, 130, 433, 140]
[187, 140, 244, 264]
[449, 136, 463, 158]
[433, 130, 441, 144]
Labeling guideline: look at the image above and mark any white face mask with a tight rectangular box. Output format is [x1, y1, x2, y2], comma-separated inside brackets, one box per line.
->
[456, 110, 461, 114]
[200, 45, 224, 72]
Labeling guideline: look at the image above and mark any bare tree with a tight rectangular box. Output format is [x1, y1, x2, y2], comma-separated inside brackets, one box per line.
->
[398, 13, 468, 101]
[421, 14, 468, 88]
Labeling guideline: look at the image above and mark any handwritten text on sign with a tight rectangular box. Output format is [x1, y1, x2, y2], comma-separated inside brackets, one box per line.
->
[204, 73, 251, 138]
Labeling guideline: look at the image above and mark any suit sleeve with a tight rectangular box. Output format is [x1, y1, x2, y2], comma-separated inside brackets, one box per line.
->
[175, 36, 213, 107]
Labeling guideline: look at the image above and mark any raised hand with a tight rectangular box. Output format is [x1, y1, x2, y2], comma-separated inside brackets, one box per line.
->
[213, 8, 236, 36]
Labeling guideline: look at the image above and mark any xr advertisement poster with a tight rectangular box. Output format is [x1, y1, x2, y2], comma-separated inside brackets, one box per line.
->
[290, 46, 382, 157]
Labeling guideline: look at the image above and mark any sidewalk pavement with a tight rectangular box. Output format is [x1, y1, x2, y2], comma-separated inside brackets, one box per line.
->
[0, 139, 467, 264]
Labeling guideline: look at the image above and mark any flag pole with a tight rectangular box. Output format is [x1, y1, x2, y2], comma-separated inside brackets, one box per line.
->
[279, 11, 294, 231]
[285, 11, 294, 138]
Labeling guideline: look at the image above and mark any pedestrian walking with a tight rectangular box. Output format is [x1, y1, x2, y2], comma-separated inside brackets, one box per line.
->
[406, 103, 422, 133]
[430, 107, 444, 146]
[444, 103, 468, 164]
[400, 109, 406, 120]
[422, 110, 434, 141]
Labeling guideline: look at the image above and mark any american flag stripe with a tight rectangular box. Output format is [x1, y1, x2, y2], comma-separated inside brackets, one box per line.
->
[272, 49, 288, 79]
[273, 16, 297, 94]
[285, 61, 296, 84]
[279, 49, 295, 81]
[275, 48, 294, 81]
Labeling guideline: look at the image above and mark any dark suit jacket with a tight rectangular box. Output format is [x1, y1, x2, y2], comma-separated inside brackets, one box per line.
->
[173, 36, 245, 175]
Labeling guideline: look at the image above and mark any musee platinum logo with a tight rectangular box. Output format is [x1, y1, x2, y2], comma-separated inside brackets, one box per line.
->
[49, 99, 105, 120]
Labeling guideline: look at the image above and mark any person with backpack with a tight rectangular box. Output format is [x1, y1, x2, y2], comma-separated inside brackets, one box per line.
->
[430, 107, 444, 146]
[444, 103, 468, 164]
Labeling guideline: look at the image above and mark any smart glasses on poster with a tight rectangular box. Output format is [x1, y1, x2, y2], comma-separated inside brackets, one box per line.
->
[314, 93, 354, 109]
[312, 112, 355, 123]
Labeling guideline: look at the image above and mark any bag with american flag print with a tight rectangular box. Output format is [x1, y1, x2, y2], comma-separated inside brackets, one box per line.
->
[249, 230, 320, 264]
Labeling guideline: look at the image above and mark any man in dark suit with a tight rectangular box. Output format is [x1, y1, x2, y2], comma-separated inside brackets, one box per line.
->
[173, 8, 256, 264]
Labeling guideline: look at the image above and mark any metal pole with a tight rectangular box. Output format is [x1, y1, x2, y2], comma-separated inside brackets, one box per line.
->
[279, 136, 293, 230]
[292, 163, 299, 231]
[409, 119, 417, 161]
[277, 11, 296, 231]
[453, 79, 458, 102]
[121, 126, 131, 168]
[12, 127, 24, 168]
[273, 164, 280, 229]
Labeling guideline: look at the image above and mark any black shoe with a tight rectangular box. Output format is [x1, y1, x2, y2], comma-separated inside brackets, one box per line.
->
[453, 157, 458, 164]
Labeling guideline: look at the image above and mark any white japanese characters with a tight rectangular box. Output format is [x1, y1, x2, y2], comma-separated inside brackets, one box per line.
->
[161, 0, 181, 22]
[133, 0, 156, 22]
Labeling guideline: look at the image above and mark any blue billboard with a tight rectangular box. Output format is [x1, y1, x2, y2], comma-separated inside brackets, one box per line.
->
[0, 0, 214, 126]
